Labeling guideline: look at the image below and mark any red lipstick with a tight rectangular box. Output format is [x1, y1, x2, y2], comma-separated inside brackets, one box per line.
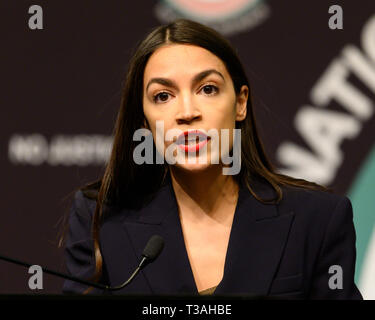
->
[176, 130, 209, 153]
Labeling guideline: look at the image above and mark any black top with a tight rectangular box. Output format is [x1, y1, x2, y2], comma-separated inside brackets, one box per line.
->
[62, 175, 363, 299]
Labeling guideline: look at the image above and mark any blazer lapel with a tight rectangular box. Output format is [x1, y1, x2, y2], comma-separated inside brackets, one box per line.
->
[214, 178, 295, 296]
[116, 176, 295, 296]
[120, 181, 198, 295]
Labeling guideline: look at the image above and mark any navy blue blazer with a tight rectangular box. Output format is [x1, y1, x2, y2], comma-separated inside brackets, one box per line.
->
[62, 176, 363, 299]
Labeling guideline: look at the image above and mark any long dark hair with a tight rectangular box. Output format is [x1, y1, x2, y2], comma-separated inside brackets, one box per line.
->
[60, 18, 331, 292]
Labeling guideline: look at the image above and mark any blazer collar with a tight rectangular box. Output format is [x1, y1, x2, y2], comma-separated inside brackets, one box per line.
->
[129, 174, 280, 225]
[114, 175, 295, 296]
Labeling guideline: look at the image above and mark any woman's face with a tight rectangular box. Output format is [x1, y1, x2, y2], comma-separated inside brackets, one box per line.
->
[142, 43, 248, 173]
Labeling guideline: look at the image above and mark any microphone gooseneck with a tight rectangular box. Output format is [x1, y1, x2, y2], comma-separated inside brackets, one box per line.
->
[0, 234, 164, 292]
[108, 235, 164, 291]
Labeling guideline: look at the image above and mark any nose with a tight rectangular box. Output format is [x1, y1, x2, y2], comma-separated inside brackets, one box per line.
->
[175, 94, 201, 124]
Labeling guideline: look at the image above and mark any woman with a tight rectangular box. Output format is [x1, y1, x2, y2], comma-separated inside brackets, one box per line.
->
[61, 19, 362, 299]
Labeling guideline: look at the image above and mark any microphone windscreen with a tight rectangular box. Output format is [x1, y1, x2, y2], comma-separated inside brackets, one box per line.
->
[142, 235, 164, 261]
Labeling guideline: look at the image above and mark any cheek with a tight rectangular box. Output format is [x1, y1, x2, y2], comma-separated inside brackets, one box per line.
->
[143, 104, 160, 131]
[143, 112, 174, 146]
[144, 105, 176, 135]
[205, 100, 237, 128]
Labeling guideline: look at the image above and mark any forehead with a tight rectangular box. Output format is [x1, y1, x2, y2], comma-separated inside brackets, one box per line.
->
[143, 44, 229, 80]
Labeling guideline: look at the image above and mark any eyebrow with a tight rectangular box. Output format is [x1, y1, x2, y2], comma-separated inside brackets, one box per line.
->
[145, 69, 225, 92]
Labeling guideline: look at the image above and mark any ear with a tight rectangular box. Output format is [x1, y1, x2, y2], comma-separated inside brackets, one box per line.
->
[235, 85, 248, 121]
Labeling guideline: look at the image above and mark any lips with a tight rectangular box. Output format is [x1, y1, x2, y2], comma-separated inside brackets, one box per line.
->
[176, 130, 210, 153]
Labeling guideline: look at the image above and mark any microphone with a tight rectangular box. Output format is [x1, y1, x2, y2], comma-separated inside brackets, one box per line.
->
[0, 234, 164, 292]
[108, 234, 164, 291]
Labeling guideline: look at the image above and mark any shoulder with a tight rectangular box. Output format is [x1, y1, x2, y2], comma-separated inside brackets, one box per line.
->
[280, 184, 347, 210]
[71, 180, 123, 223]
[278, 184, 353, 228]
[70, 181, 101, 221]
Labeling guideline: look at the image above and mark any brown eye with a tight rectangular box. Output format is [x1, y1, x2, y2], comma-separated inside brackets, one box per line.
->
[202, 85, 218, 95]
[154, 92, 170, 103]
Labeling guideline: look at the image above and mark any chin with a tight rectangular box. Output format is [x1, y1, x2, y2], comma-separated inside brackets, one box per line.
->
[175, 162, 212, 173]
[165, 144, 221, 173]
[173, 152, 222, 174]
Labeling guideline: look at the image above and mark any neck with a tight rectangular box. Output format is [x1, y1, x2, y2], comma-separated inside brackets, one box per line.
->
[169, 165, 239, 220]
